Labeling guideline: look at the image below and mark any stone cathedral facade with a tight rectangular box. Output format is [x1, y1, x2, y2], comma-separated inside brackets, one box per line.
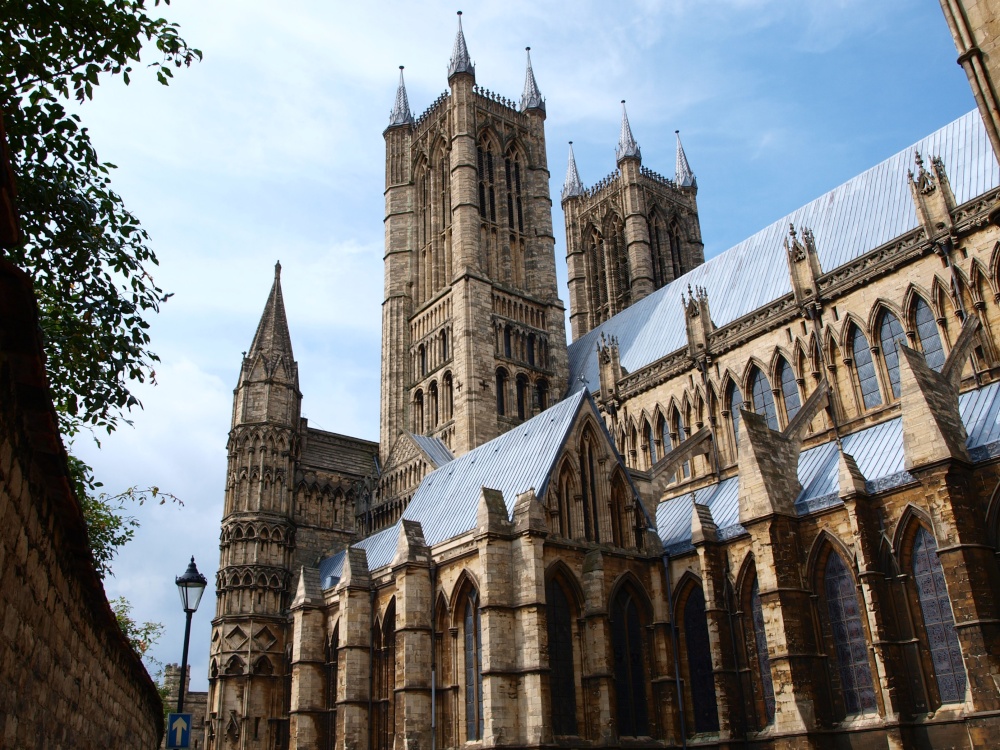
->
[205, 7, 1000, 750]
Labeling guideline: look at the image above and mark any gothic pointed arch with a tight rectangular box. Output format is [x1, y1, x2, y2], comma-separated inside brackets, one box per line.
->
[674, 573, 720, 735]
[871, 303, 906, 399]
[844, 319, 882, 410]
[608, 574, 652, 738]
[734, 554, 776, 728]
[551, 455, 579, 539]
[745, 360, 778, 430]
[545, 562, 584, 737]
[371, 597, 397, 750]
[906, 288, 947, 371]
[810, 539, 878, 718]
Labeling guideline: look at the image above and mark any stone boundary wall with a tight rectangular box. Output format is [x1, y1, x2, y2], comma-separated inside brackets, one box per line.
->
[0, 259, 164, 749]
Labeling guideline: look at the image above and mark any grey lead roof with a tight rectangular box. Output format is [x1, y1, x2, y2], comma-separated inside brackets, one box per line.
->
[319, 390, 590, 588]
[567, 110, 1000, 395]
[410, 433, 454, 468]
[656, 379, 1000, 555]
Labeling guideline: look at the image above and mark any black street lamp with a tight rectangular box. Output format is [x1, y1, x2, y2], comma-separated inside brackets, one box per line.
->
[175, 556, 208, 713]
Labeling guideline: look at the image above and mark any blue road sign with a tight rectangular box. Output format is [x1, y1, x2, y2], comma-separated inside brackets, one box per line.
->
[166, 713, 192, 749]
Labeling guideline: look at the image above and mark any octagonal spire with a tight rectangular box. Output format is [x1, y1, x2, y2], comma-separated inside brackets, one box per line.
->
[616, 100, 641, 162]
[388, 66, 413, 128]
[520, 47, 544, 112]
[448, 11, 475, 79]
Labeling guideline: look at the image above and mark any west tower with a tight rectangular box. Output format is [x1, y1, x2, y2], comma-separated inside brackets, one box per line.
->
[381, 14, 569, 462]
[562, 105, 704, 340]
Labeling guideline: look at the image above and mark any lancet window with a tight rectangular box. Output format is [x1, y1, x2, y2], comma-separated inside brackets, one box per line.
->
[911, 526, 966, 704]
[744, 576, 775, 726]
[777, 356, 801, 423]
[822, 552, 877, 716]
[878, 310, 906, 399]
[496, 368, 508, 416]
[611, 585, 649, 738]
[546, 575, 579, 736]
[681, 585, 719, 734]
[728, 383, 743, 445]
[914, 297, 945, 371]
[850, 326, 882, 410]
[464, 588, 484, 741]
[749, 366, 778, 430]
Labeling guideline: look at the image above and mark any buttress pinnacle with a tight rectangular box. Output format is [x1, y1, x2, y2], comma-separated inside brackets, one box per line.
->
[562, 142, 585, 201]
[448, 11, 475, 79]
[675, 130, 696, 187]
[388, 66, 413, 127]
[520, 47, 544, 112]
[616, 100, 641, 162]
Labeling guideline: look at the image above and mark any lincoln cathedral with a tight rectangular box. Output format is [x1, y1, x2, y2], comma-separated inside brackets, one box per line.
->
[202, 5, 1000, 749]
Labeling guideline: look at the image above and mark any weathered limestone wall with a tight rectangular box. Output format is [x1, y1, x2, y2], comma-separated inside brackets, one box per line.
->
[0, 260, 163, 749]
[161, 664, 209, 750]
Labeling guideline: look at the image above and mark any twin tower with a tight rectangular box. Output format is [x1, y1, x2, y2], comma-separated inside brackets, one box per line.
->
[207, 15, 703, 747]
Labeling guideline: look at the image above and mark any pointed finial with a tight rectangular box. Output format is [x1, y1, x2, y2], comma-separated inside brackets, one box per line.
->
[616, 100, 641, 162]
[520, 46, 545, 112]
[275, 260, 281, 278]
[562, 141, 585, 200]
[448, 11, 475, 79]
[675, 130, 696, 187]
[388, 65, 413, 127]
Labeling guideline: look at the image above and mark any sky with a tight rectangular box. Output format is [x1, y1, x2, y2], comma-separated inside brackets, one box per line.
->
[67, 0, 978, 692]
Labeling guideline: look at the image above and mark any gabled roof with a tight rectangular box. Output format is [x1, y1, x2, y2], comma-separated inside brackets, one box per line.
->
[319, 390, 593, 587]
[410, 433, 454, 468]
[568, 110, 1000, 394]
[656, 379, 1000, 555]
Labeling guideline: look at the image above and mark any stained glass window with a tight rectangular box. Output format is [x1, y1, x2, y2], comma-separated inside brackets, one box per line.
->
[777, 357, 801, 422]
[547, 578, 578, 735]
[464, 590, 483, 740]
[672, 410, 690, 478]
[647, 422, 658, 464]
[750, 579, 775, 723]
[612, 589, 649, 737]
[371, 605, 395, 750]
[683, 588, 720, 733]
[824, 553, 877, 715]
[729, 384, 743, 444]
[851, 327, 882, 410]
[879, 311, 906, 399]
[750, 367, 779, 430]
[912, 527, 967, 703]
[914, 298, 945, 371]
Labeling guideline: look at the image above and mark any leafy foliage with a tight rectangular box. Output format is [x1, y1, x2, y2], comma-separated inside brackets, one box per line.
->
[1, 0, 201, 435]
[111, 595, 164, 659]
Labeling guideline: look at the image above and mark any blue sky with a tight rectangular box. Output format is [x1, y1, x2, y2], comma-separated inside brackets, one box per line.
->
[69, 1, 976, 691]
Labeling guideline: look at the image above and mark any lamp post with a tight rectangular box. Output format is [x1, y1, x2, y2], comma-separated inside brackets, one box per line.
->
[175, 556, 208, 713]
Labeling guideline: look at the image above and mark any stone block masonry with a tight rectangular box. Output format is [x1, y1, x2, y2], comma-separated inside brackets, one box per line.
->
[0, 259, 163, 749]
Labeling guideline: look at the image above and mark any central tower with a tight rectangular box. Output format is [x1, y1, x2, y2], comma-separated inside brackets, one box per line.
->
[381, 13, 569, 462]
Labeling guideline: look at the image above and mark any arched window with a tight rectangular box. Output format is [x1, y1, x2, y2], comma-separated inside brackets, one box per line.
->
[749, 366, 778, 430]
[681, 586, 720, 734]
[850, 326, 882, 409]
[546, 576, 578, 736]
[745, 577, 775, 726]
[535, 379, 548, 412]
[477, 142, 496, 222]
[429, 381, 439, 429]
[443, 371, 453, 422]
[496, 369, 508, 416]
[672, 409, 690, 478]
[823, 552, 877, 716]
[371, 602, 396, 750]
[878, 310, 906, 399]
[464, 588, 484, 741]
[728, 383, 743, 445]
[325, 626, 338, 747]
[914, 297, 945, 371]
[646, 421, 658, 465]
[911, 526, 966, 704]
[441, 328, 448, 361]
[777, 357, 801, 423]
[503, 325, 512, 358]
[516, 374, 529, 420]
[580, 431, 601, 542]
[414, 390, 424, 433]
[555, 462, 575, 538]
[505, 150, 524, 234]
[527, 333, 536, 367]
[418, 344, 427, 377]
[586, 226, 609, 326]
[611, 586, 649, 738]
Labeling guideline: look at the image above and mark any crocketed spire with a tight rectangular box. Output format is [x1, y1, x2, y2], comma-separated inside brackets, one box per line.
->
[616, 100, 641, 162]
[448, 11, 475, 79]
[248, 261, 294, 362]
[675, 130, 696, 187]
[520, 47, 544, 112]
[562, 142, 584, 200]
[388, 66, 413, 128]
